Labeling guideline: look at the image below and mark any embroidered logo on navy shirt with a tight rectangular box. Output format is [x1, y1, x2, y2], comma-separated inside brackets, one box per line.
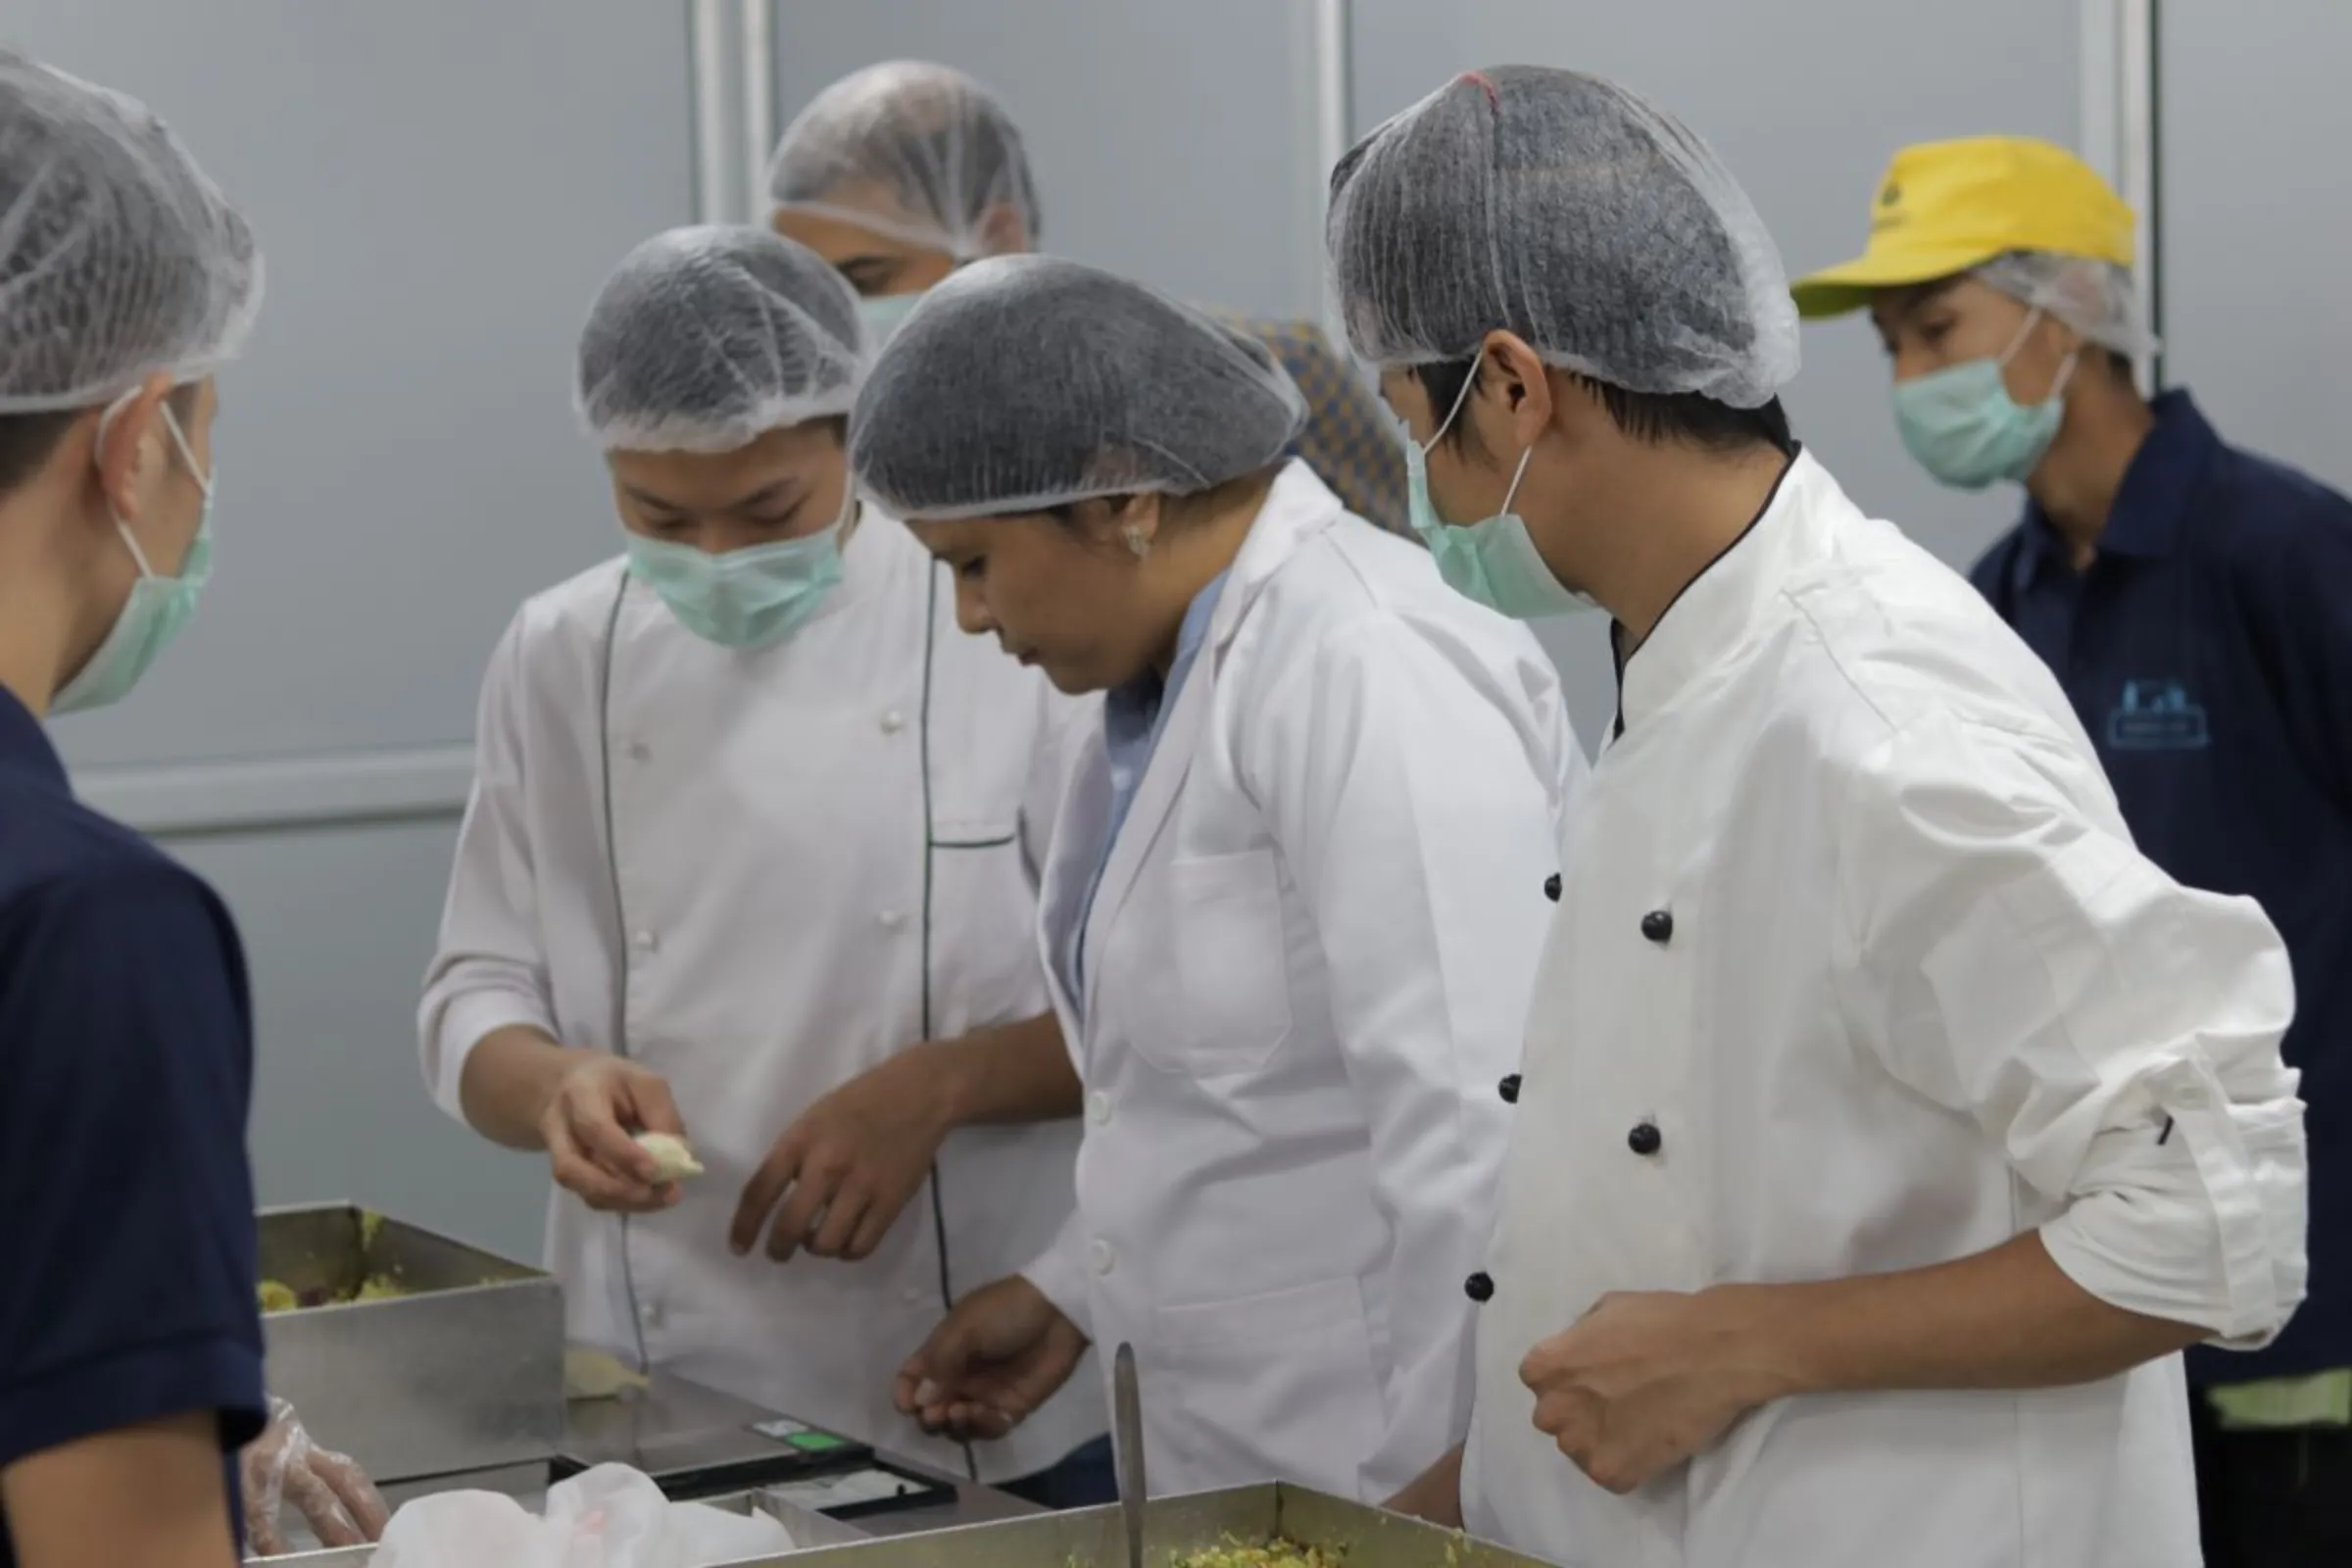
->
[2107, 679, 2211, 751]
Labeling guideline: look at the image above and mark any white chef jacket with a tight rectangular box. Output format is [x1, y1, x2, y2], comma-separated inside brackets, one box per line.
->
[1023, 461, 1590, 1503]
[418, 510, 1105, 1481]
[1464, 451, 2308, 1568]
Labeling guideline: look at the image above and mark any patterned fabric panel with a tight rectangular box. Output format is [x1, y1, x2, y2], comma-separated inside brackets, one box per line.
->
[1215, 311, 1411, 538]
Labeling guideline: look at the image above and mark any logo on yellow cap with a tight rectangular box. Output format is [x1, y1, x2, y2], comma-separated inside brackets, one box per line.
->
[1871, 180, 1906, 232]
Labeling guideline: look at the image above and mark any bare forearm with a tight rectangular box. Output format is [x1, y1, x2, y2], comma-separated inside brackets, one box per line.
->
[3, 1415, 240, 1568]
[927, 1012, 1081, 1127]
[457, 1025, 594, 1151]
[1750, 1232, 2208, 1399]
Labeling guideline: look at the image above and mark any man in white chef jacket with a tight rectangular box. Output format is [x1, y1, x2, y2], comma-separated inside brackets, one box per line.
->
[417, 225, 1106, 1495]
[1331, 68, 2310, 1568]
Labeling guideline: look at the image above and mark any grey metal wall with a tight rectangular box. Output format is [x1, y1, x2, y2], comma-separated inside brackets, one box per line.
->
[1348, 0, 2082, 742]
[15, 0, 696, 1261]
[2159, 0, 2352, 495]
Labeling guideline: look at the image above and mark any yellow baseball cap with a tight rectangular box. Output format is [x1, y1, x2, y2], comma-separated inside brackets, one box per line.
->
[1790, 136, 2136, 319]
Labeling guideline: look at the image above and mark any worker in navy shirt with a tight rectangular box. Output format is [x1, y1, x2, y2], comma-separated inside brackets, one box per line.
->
[1795, 135, 2349, 1567]
[0, 54, 382, 1568]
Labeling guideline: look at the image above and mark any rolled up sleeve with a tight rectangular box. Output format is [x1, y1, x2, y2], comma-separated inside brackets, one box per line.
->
[1838, 712, 2307, 1346]
[418, 613, 559, 1121]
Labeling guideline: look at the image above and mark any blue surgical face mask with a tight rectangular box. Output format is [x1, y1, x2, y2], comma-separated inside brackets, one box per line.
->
[1403, 368, 1592, 620]
[625, 505, 849, 650]
[54, 400, 216, 715]
[1892, 310, 2081, 491]
[857, 292, 924, 351]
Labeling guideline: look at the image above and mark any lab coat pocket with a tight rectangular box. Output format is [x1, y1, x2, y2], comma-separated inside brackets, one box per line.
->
[1160, 849, 1294, 1077]
[1150, 1276, 1384, 1497]
[927, 828, 1046, 1041]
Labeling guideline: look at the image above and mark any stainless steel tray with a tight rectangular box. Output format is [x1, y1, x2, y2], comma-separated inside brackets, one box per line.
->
[727, 1483, 1565, 1567]
[259, 1203, 565, 1483]
[258, 1483, 1561, 1567]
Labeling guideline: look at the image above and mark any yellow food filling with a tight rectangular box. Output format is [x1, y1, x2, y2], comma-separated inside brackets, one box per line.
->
[256, 1273, 408, 1313]
[1171, 1539, 1344, 1568]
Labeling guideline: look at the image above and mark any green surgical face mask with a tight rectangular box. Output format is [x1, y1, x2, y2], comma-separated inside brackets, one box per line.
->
[857, 292, 924, 350]
[1403, 368, 1592, 620]
[54, 401, 216, 715]
[1892, 309, 2081, 491]
[624, 512, 847, 650]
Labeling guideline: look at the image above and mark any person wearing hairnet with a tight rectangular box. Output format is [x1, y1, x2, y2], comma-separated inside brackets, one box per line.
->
[1794, 135, 2352, 1568]
[418, 224, 1109, 1503]
[765, 59, 1408, 536]
[866, 254, 1584, 1502]
[0, 52, 387, 1567]
[1336, 68, 2308, 1568]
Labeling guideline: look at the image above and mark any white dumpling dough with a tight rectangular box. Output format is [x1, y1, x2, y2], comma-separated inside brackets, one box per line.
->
[564, 1346, 652, 1400]
[633, 1131, 704, 1182]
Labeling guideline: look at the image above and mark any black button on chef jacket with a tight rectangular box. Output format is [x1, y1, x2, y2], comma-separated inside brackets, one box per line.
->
[0, 688, 267, 1567]
[1972, 391, 2352, 1386]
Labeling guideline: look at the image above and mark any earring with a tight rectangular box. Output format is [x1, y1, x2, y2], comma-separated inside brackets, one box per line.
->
[1121, 524, 1151, 560]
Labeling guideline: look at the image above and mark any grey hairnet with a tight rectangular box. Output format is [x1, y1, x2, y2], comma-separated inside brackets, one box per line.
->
[0, 52, 262, 416]
[1974, 251, 2154, 358]
[1327, 66, 1797, 409]
[766, 61, 1040, 260]
[850, 255, 1307, 520]
[575, 224, 864, 453]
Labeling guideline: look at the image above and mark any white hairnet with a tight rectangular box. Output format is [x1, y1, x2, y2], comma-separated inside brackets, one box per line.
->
[574, 224, 864, 453]
[850, 255, 1307, 520]
[1973, 251, 2154, 358]
[766, 61, 1040, 260]
[1327, 66, 1797, 410]
[0, 52, 262, 416]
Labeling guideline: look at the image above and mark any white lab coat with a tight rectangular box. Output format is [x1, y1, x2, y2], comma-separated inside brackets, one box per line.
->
[1464, 452, 2308, 1568]
[419, 511, 1105, 1481]
[1022, 461, 1589, 1503]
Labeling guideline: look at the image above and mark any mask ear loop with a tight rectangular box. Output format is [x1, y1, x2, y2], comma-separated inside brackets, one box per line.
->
[1425, 354, 1484, 452]
[1432, 348, 1537, 514]
[92, 388, 161, 579]
[1996, 307, 2083, 409]
[1497, 446, 1535, 517]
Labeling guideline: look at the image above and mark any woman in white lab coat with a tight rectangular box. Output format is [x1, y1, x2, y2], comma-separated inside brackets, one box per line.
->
[417, 226, 1107, 1494]
[864, 255, 1588, 1502]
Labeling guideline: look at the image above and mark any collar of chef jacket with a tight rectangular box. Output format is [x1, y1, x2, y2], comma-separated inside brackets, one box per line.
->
[1611, 449, 1811, 737]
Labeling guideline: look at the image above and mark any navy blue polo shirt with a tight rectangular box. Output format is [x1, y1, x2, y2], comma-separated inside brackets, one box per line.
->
[1972, 390, 2352, 1383]
[0, 688, 266, 1564]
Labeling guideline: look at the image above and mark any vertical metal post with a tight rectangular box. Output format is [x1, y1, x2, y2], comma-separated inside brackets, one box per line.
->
[1305, 0, 1354, 340]
[688, 0, 735, 223]
[741, 0, 777, 221]
[2082, 0, 2162, 388]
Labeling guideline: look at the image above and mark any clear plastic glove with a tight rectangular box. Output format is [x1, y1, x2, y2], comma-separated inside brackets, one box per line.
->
[240, 1396, 391, 1556]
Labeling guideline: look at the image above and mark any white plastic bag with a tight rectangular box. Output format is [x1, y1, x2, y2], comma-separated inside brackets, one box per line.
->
[371, 1490, 563, 1568]
[666, 1499, 803, 1562]
[369, 1465, 793, 1568]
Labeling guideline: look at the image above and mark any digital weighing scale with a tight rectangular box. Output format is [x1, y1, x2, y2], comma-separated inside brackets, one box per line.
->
[552, 1369, 955, 1517]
